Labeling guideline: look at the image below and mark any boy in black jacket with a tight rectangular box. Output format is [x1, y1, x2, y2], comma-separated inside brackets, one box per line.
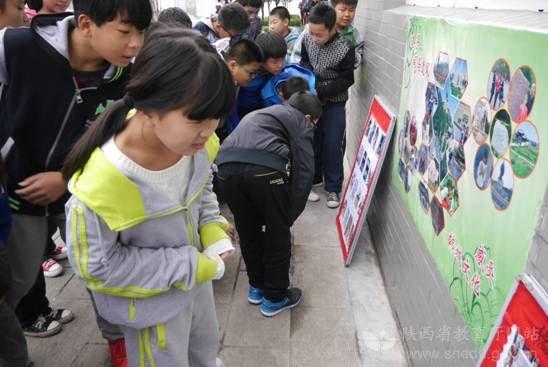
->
[300, 3, 355, 208]
[0, 0, 151, 348]
[217, 91, 322, 317]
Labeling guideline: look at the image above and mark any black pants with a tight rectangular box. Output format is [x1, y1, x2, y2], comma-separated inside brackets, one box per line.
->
[0, 247, 29, 367]
[16, 268, 50, 327]
[14, 216, 61, 327]
[219, 170, 291, 302]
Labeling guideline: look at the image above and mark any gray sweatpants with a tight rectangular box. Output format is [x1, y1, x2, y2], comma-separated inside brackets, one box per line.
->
[120, 282, 220, 367]
[6, 214, 65, 308]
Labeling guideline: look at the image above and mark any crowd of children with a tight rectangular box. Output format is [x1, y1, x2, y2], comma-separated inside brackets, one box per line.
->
[0, 0, 362, 366]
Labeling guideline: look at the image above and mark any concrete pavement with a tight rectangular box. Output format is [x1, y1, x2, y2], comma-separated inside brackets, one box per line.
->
[27, 198, 406, 366]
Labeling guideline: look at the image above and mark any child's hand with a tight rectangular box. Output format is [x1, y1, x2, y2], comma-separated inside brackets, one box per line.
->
[220, 250, 233, 262]
[16, 172, 66, 205]
[226, 224, 236, 241]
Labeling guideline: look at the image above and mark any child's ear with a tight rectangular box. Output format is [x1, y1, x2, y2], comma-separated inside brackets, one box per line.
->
[226, 60, 239, 75]
[77, 14, 94, 37]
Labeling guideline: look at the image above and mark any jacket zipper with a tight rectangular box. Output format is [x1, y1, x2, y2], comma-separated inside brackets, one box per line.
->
[43, 79, 97, 215]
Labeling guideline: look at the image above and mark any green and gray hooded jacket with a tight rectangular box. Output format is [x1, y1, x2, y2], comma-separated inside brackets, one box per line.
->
[65, 134, 229, 329]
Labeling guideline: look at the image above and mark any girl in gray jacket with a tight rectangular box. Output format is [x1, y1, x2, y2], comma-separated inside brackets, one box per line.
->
[62, 27, 236, 367]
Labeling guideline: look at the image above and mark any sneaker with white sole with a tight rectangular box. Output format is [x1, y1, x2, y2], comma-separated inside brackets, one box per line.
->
[23, 316, 62, 337]
[260, 288, 302, 317]
[248, 286, 264, 305]
[50, 244, 67, 261]
[307, 191, 320, 202]
[44, 308, 74, 324]
[326, 192, 340, 209]
[42, 258, 63, 278]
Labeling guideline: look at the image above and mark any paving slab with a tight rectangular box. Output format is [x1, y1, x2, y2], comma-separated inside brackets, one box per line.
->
[292, 199, 340, 247]
[290, 338, 361, 367]
[220, 346, 289, 367]
[291, 245, 350, 308]
[223, 303, 291, 350]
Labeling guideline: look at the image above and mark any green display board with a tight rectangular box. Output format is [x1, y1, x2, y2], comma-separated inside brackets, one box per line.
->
[394, 17, 548, 347]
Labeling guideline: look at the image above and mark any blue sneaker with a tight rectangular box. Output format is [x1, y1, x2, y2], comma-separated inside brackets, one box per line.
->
[260, 288, 302, 317]
[248, 286, 265, 305]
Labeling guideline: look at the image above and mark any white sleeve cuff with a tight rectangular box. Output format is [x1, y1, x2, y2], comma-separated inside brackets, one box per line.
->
[203, 239, 234, 258]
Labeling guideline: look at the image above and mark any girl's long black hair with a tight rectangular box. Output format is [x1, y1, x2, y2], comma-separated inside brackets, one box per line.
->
[62, 25, 236, 180]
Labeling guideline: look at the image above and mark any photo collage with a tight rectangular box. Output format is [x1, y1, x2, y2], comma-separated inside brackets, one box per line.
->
[397, 53, 541, 236]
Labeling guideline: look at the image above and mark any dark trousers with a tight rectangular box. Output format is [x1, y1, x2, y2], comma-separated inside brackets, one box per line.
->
[0, 247, 29, 367]
[219, 171, 291, 302]
[314, 104, 346, 193]
[16, 268, 51, 327]
[15, 215, 62, 327]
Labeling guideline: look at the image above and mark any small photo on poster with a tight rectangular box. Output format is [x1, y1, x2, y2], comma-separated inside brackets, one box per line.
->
[376, 134, 386, 156]
[496, 325, 540, 367]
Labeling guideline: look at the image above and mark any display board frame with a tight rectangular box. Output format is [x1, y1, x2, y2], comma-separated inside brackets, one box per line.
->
[336, 96, 396, 266]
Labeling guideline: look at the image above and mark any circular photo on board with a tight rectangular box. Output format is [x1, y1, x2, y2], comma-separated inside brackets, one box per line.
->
[487, 59, 511, 110]
[398, 128, 405, 155]
[418, 181, 430, 213]
[418, 144, 429, 176]
[409, 116, 418, 146]
[510, 121, 540, 178]
[474, 144, 494, 190]
[410, 146, 418, 173]
[491, 159, 514, 210]
[452, 102, 471, 145]
[490, 109, 512, 158]
[472, 98, 492, 145]
[447, 140, 466, 181]
[403, 110, 411, 137]
[508, 66, 536, 123]
[430, 196, 445, 236]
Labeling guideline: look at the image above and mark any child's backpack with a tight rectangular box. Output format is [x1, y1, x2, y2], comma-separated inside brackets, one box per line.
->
[261, 64, 316, 107]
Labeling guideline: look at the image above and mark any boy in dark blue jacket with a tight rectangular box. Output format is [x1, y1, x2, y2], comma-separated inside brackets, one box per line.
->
[0, 0, 151, 351]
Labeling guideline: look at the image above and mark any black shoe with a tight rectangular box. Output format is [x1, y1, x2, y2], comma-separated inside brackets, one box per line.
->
[44, 308, 74, 324]
[260, 288, 302, 317]
[23, 316, 62, 337]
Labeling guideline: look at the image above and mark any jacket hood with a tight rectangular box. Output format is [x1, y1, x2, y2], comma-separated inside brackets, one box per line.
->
[31, 13, 121, 81]
[68, 134, 220, 232]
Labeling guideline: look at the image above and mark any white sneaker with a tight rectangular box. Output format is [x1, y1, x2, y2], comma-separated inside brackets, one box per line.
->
[42, 259, 63, 278]
[308, 191, 320, 202]
[50, 244, 67, 261]
[326, 192, 340, 209]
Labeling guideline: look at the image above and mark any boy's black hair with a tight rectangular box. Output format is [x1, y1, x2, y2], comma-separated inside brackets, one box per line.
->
[225, 38, 264, 65]
[279, 77, 309, 100]
[73, 0, 152, 30]
[26, 0, 43, 11]
[331, 0, 358, 6]
[309, 3, 336, 30]
[235, 0, 263, 9]
[255, 32, 287, 60]
[269, 6, 290, 21]
[218, 3, 250, 33]
[157, 7, 192, 29]
[288, 91, 322, 121]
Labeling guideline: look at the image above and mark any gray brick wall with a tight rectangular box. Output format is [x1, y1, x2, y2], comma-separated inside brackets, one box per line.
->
[346, 3, 548, 367]
[347, 0, 548, 367]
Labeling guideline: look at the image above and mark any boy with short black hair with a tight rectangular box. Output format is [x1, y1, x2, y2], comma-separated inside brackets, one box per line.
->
[194, 2, 250, 44]
[235, 0, 263, 40]
[219, 38, 264, 137]
[217, 91, 322, 317]
[332, 0, 363, 68]
[158, 6, 192, 29]
[269, 6, 300, 63]
[278, 76, 310, 103]
[300, 3, 355, 208]
[237, 31, 287, 117]
[0, 0, 151, 360]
